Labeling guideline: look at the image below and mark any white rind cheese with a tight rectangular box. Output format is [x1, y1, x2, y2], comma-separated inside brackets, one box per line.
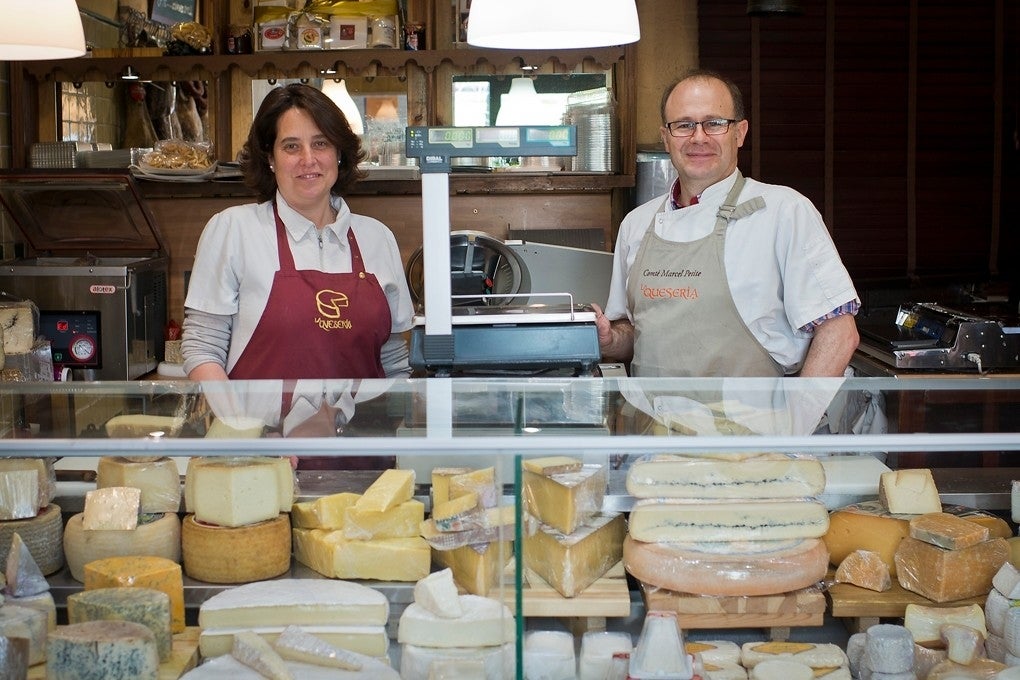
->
[400, 642, 515, 680]
[198, 579, 389, 629]
[231, 630, 293, 680]
[179, 653, 399, 679]
[413, 568, 464, 619]
[862, 624, 915, 674]
[626, 453, 825, 499]
[902, 603, 987, 646]
[993, 561, 1020, 598]
[273, 624, 364, 671]
[740, 642, 848, 670]
[751, 659, 814, 680]
[46, 620, 160, 680]
[628, 498, 829, 543]
[397, 595, 515, 648]
[199, 625, 389, 659]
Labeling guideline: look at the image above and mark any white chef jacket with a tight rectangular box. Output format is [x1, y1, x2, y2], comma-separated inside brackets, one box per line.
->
[184, 192, 414, 374]
[604, 171, 859, 372]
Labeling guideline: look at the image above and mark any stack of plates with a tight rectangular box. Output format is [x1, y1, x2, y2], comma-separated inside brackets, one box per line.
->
[129, 162, 218, 182]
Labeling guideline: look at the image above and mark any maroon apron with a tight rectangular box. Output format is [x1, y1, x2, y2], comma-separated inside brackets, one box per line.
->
[229, 202, 393, 469]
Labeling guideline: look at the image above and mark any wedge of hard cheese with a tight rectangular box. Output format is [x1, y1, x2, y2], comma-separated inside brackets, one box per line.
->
[623, 536, 828, 596]
[895, 536, 1009, 602]
[522, 463, 606, 535]
[626, 452, 825, 499]
[523, 512, 625, 598]
[628, 498, 829, 543]
[834, 549, 892, 592]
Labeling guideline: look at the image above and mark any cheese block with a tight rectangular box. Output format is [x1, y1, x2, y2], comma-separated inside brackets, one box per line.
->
[941, 622, 985, 665]
[354, 469, 414, 513]
[397, 594, 515, 648]
[400, 642, 515, 680]
[834, 549, 892, 592]
[104, 414, 184, 438]
[628, 498, 829, 543]
[522, 456, 583, 476]
[623, 535, 828, 596]
[182, 513, 291, 584]
[82, 486, 141, 531]
[0, 503, 64, 575]
[431, 493, 480, 531]
[413, 568, 464, 619]
[880, 469, 941, 514]
[6, 590, 57, 631]
[63, 511, 181, 583]
[199, 625, 389, 659]
[205, 416, 266, 438]
[626, 452, 825, 499]
[430, 467, 473, 508]
[291, 528, 337, 577]
[291, 493, 360, 530]
[47, 620, 159, 680]
[420, 506, 515, 551]
[523, 512, 625, 598]
[292, 528, 431, 581]
[448, 467, 498, 508]
[909, 512, 990, 550]
[343, 499, 424, 540]
[740, 642, 848, 669]
[5, 531, 48, 597]
[432, 541, 512, 596]
[273, 624, 365, 671]
[67, 587, 172, 661]
[197, 579, 389, 629]
[0, 604, 47, 665]
[903, 603, 987, 645]
[232, 630, 292, 680]
[184, 457, 283, 527]
[522, 464, 606, 535]
[0, 635, 29, 680]
[184, 456, 293, 514]
[862, 624, 915, 674]
[180, 653, 399, 679]
[579, 632, 636, 680]
[0, 302, 37, 354]
[83, 555, 185, 633]
[523, 630, 575, 680]
[0, 458, 53, 520]
[96, 457, 181, 514]
[750, 659, 814, 680]
[894, 536, 1009, 602]
[993, 561, 1020, 598]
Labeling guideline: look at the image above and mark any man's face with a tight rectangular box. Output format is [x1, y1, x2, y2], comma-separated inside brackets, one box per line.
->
[660, 77, 748, 196]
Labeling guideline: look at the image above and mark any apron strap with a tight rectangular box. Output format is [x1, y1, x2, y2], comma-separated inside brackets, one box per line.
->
[714, 171, 766, 232]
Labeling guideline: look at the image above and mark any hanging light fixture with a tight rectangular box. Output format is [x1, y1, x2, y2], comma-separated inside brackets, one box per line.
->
[0, 0, 86, 60]
[321, 79, 364, 135]
[467, 0, 639, 49]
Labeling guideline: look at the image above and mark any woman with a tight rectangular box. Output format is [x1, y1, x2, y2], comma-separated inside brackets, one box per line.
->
[181, 84, 412, 464]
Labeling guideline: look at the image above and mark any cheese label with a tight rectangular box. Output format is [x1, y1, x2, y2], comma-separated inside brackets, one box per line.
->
[753, 642, 817, 655]
[814, 667, 842, 678]
[687, 642, 717, 654]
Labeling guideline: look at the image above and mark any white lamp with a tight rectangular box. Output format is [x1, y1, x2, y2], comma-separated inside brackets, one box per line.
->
[467, 0, 639, 49]
[495, 77, 559, 126]
[321, 79, 364, 135]
[0, 0, 85, 60]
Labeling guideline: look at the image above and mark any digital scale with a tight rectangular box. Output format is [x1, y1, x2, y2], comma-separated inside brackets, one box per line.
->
[403, 125, 601, 376]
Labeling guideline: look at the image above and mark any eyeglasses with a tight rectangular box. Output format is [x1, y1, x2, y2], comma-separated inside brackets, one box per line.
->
[665, 118, 738, 138]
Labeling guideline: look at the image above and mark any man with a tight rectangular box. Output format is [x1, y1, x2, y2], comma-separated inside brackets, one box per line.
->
[595, 69, 859, 377]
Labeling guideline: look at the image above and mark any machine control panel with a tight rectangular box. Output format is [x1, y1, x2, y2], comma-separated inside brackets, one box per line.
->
[41, 310, 102, 373]
[406, 125, 577, 172]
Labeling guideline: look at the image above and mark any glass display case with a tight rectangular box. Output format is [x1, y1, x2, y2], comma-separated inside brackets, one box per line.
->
[1, 375, 1017, 678]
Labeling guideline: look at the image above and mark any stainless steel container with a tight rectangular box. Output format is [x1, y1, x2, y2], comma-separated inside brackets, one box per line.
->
[0, 171, 169, 380]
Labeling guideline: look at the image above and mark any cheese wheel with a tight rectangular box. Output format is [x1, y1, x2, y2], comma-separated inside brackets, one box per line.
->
[0, 503, 64, 575]
[623, 535, 828, 596]
[83, 556, 185, 633]
[63, 512, 181, 582]
[180, 652, 399, 679]
[46, 620, 159, 680]
[628, 498, 829, 543]
[96, 457, 181, 514]
[181, 513, 291, 584]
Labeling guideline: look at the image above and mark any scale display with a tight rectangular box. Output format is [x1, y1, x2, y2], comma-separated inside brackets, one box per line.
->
[407, 125, 576, 170]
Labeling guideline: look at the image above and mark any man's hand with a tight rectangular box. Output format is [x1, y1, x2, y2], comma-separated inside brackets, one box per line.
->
[591, 303, 635, 363]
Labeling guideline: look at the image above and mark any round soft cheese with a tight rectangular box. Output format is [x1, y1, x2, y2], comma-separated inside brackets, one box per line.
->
[180, 653, 399, 679]
[623, 535, 828, 596]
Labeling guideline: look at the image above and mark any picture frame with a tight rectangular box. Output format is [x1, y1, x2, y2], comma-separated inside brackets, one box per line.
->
[151, 0, 199, 26]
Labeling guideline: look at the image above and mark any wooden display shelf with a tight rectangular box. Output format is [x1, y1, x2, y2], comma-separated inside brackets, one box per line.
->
[501, 561, 632, 635]
[826, 576, 986, 634]
[639, 583, 826, 640]
[28, 626, 200, 679]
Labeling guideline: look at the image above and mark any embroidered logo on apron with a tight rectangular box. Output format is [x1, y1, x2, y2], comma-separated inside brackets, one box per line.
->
[314, 288, 353, 330]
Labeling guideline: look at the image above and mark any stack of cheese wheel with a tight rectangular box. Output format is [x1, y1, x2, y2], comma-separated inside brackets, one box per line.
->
[197, 579, 391, 659]
[741, 640, 848, 680]
[64, 457, 182, 582]
[0, 457, 63, 576]
[519, 456, 624, 598]
[987, 562, 1020, 664]
[291, 469, 430, 582]
[398, 568, 516, 679]
[623, 452, 830, 596]
[181, 456, 293, 583]
[0, 531, 56, 668]
[901, 602, 990, 676]
[417, 466, 512, 596]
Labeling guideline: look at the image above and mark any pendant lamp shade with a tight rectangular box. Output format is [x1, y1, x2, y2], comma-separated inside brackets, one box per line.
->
[322, 79, 364, 135]
[0, 0, 86, 60]
[467, 0, 640, 49]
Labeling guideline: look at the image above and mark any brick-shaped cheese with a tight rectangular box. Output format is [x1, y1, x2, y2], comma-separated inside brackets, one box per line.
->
[522, 464, 606, 535]
[909, 512, 990, 550]
[83, 556, 185, 633]
[433, 541, 512, 597]
[895, 536, 1009, 602]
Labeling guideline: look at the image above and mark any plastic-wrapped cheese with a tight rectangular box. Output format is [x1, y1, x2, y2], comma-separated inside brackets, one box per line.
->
[834, 549, 892, 592]
[895, 536, 1009, 602]
[96, 457, 181, 514]
[926, 658, 1006, 680]
[523, 512, 625, 598]
[993, 561, 1020, 598]
[903, 603, 987, 646]
[623, 535, 828, 596]
[740, 642, 848, 669]
[522, 464, 606, 535]
[0, 458, 54, 520]
[626, 452, 825, 499]
[5, 531, 49, 597]
[179, 654, 399, 679]
[985, 588, 1014, 637]
[751, 659, 814, 680]
[628, 498, 829, 543]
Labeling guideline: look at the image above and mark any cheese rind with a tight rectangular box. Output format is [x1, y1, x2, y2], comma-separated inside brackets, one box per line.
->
[623, 535, 828, 596]
[909, 512, 990, 550]
[46, 620, 159, 680]
[894, 536, 1009, 602]
[0, 458, 53, 520]
[82, 486, 141, 531]
[67, 586, 172, 661]
[292, 528, 431, 581]
[522, 464, 606, 535]
[628, 498, 829, 543]
[740, 642, 848, 669]
[181, 513, 291, 584]
[880, 469, 942, 514]
[199, 625, 389, 659]
[0, 635, 29, 680]
[524, 512, 625, 598]
[5, 531, 49, 597]
[0, 604, 47, 665]
[198, 578, 389, 628]
[523, 456, 583, 476]
[399, 642, 515, 680]
[0, 503, 64, 575]
[862, 623, 915, 674]
[63, 512, 181, 583]
[231, 630, 292, 680]
[397, 594, 515, 648]
[626, 453, 825, 499]
[185, 457, 282, 528]
[272, 624, 364, 671]
[993, 561, 1020, 598]
[83, 555, 185, 633]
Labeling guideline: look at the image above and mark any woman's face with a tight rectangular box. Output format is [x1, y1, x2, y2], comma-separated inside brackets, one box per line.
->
[271, 107, 339, 210]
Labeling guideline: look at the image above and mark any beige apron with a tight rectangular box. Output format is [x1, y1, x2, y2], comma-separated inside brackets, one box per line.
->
[626, 171, 782, 378]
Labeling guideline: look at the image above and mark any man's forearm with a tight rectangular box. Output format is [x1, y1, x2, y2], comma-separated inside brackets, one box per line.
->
[800, 314, 859, 377]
